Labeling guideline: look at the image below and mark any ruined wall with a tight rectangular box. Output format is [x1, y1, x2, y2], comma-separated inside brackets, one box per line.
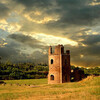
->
[62, 53, 71, 83]
[73, 69, 85, 82]
[48, 44, 86, 84]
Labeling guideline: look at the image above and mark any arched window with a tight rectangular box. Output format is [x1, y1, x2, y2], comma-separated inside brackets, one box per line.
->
[50, 75, 54, 80]
[51, 59, 53, 64]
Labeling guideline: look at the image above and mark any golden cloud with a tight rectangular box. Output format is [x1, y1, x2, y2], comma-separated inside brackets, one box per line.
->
[89, 1, 100, 6]
[0, 21, 21, 33]
[31, 33, 78, 46]
[24, 12, 59, 24]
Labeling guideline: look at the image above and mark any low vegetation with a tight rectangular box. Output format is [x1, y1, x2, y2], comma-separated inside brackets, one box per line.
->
[0, 76, 100, 100]
[0, 62, 100, 80]
[71, 66, 100, 75]
[0, 62, 48, 80]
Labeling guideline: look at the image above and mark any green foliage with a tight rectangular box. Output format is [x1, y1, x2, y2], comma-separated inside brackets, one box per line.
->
[83, 67, 100, 75]
[0, 63, 48, 80]
[0, 62, 99, 80]
[71, 66, 100, 75]
[71, 65, 76, 70]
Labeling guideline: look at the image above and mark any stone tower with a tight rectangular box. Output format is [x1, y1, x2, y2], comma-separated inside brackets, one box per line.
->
[48, 44, 71, 84]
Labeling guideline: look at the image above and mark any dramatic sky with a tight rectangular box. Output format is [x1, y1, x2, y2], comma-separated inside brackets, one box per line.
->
[0, 0, 100, 67]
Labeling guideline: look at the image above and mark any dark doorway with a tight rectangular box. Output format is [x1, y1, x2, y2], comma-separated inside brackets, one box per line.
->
[50, 75, 54, 80]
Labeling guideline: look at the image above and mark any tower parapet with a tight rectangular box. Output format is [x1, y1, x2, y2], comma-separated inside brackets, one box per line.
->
[54, 44, 64, 55]
[48, 46, 52, 55]
[66, 50, 70, 55]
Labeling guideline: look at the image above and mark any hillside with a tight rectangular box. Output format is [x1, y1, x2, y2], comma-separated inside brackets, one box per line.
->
[0, 76, 100, 100]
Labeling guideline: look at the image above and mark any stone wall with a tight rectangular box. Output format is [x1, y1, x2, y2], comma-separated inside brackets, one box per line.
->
[48, 45, 71, 84]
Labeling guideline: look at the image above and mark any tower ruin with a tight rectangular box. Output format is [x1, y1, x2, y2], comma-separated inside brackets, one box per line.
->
[48, 45, 71, 84]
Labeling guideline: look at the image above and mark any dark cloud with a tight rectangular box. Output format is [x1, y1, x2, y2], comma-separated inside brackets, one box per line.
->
[31, 51, 48, 64]
[96, 0, 100, 2]
[0, 3, 10, 19]
[0, 29, 48, 63]
[45, 0, 100, 29]
[81, 35, 100, 45]
[8, 33, 47, 49]
[60, 5, 100, 26]
[0, 39, 48, 63]
[17, 0, 100, 37]
[64, 44, 100, 67]
[0, 41, 24, 62]
[65, 34, 100, 67]
[0, 43, 19, 58]
[15, 0, 52, 8]
[0, 0, 100, 67]
[24, 0, 100, 25]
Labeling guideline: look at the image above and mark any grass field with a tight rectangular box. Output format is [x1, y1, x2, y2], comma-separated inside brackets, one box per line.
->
[0, 76, 100, 100]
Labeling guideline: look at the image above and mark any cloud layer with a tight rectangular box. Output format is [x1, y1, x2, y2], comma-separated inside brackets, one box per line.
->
[0, 0, 100, 67]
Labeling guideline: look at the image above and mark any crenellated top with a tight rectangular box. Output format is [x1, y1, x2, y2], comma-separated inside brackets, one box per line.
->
[48, 44, 70, 55]
[66, 50, 70, 55]
[48, 46, 52, 55]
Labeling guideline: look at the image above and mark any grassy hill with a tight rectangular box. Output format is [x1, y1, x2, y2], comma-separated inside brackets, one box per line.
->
[0, 76, 100, 100]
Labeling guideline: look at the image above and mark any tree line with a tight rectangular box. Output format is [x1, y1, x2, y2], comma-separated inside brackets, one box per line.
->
[0, 62, 99, 80]
[0, 62, 48, 80]
[71, 66, 100, 75]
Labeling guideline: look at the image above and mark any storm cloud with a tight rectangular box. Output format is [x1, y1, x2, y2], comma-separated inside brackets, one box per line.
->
[0, 3, 10, 19]
[8, 33, 47, 49]
[0, 0, 100, 67]
[81, 35, 100, 45]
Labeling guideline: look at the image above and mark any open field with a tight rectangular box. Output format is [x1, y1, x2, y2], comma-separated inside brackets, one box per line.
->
[0, 76, 100, 100]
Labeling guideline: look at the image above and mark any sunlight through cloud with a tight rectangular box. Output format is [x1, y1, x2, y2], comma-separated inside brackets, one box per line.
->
[31, 33, 78, 46]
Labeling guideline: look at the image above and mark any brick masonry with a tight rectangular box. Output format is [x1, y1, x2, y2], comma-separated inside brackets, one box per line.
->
[48, 45, 71, 84]
[48, 44, 85, 84]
